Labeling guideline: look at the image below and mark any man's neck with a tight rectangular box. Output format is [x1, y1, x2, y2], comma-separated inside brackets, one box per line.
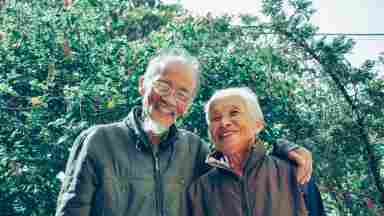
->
[148, 132, 162, 145]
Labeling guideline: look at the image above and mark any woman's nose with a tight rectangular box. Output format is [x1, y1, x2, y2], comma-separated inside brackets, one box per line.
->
[220, 116, 232, 127]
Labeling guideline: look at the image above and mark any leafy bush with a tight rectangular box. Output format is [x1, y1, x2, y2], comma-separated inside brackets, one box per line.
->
[1, 0, 383, 215]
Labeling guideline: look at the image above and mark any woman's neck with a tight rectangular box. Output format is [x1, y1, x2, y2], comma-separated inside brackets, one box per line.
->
[224, 137, 256, 176]
[226, 150, 250, 177]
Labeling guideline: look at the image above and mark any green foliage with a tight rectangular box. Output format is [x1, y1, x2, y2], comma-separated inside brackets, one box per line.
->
[1, 0, 383, 215]
[0, 0, 175, 215]
[261, 0, 384, 214]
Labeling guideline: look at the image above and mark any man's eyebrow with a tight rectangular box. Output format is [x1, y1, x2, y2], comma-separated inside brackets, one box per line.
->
[156, 80, 190, 93]
[157, 79, 171, 85]
[178, 87, 191, 93]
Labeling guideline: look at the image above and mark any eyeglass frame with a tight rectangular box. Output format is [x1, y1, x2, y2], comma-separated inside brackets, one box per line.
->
[151, 80, 193, 103]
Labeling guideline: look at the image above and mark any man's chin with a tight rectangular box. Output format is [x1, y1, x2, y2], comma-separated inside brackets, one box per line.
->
[153, 112, 177, 126]
[143, 117, 171, 135]
[159, 112, 177, 121]
[158, 119, 175, 128]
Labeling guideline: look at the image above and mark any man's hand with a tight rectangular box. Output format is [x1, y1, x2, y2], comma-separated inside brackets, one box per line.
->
[288, 147, 313, 185]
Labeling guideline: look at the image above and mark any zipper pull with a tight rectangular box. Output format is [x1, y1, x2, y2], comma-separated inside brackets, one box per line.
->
[154, 156, 160, 171]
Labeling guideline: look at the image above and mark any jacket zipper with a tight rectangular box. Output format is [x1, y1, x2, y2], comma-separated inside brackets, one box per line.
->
[153, 153, 165, 216]
[240, 178, 251, 216]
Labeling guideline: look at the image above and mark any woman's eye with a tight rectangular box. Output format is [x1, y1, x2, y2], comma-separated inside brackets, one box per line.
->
[230, 110, 240, 116]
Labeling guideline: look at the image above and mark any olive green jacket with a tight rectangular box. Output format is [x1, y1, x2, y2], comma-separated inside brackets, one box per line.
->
[55, 107, 298, 216]
[55, 107, 209, 216]
[187, 145, 307, 216]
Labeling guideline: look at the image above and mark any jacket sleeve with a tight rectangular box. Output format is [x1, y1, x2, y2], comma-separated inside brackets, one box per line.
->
[186, 181, 207, 216]
[301, 177, 326, 216]
[271, 138, 300, 159]
[55, 128, 99, 216]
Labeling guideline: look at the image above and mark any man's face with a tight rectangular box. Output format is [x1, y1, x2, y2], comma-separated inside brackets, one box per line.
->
[140, 63, 196, 128]
[208, 95, 261, 155]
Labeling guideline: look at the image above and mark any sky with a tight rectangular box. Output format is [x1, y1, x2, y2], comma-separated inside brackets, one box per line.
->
[163, 0, 384, 68]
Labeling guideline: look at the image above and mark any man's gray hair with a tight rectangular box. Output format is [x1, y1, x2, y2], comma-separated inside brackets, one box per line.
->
[143, 47, 200, 98]
[205, 87, 265, 125]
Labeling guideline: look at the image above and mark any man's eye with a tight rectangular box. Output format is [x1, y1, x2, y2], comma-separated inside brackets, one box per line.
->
[176, 91, 190, 101]
[156, 82, 170, 92]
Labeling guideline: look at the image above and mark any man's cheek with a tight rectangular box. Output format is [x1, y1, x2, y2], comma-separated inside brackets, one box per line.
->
[176, 102, 188, 115]
[149, 92, 162, 105]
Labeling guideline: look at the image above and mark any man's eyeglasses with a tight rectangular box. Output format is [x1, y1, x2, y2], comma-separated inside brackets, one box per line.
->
[152, 81, 192, 103]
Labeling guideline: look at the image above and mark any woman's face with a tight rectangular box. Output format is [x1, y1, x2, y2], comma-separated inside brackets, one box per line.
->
[208, 95, 262, 156]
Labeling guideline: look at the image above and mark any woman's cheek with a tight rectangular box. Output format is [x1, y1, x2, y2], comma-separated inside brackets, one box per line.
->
[210, 128, 219, 143]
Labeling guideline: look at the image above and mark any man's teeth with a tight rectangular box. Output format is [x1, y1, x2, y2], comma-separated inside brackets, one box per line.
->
[160, 106, 175, 115]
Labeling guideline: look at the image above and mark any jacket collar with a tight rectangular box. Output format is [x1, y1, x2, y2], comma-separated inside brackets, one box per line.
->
[125, 106, 178, 152]
[206, 142, 266, 177]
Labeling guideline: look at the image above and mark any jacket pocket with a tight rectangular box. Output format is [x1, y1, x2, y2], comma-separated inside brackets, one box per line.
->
[164, 176, 186, 216]
[108, 176, 155, 216]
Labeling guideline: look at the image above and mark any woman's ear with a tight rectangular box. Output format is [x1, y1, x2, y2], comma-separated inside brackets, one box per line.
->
[138, 76, 145, 96]
[254, 120, 265, 134]
[183, 101, 193, 115]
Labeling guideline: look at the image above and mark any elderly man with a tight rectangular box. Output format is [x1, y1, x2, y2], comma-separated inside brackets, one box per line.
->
[55, 48, 313, 216]
[187, 87, 311, 216]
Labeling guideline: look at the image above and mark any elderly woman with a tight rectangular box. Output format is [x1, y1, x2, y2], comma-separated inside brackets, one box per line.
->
[187, 87, 307, 216]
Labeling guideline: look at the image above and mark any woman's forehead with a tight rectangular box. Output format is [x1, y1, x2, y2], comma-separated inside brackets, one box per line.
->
[209, 95, 247, 111]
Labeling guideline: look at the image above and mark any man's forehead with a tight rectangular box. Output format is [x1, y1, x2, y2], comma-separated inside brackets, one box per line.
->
[156, 66, 196, 88]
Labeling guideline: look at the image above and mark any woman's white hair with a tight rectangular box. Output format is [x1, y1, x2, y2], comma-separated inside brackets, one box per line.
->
[205, 87, 265, 125]
[142, 47, 200, 98]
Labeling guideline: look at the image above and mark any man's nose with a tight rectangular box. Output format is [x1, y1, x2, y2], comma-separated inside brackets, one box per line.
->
[162, 92, 177, 106]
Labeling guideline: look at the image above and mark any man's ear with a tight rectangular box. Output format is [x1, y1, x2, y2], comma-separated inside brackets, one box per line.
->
[138, 76, 145, 96]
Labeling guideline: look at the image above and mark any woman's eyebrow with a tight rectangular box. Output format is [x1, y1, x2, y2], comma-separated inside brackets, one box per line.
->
[210, 109, 222, 116]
